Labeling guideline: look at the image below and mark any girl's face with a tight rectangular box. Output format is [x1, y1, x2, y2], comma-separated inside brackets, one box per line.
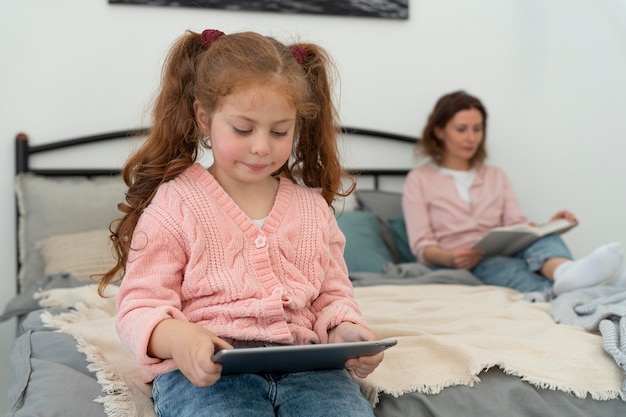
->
[435, 108, 484, 170]
[197, 83, 296, 189]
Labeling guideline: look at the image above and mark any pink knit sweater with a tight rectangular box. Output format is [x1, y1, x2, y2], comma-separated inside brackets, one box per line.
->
[402, 163, 527, 264]
[116, 163, 364, 382]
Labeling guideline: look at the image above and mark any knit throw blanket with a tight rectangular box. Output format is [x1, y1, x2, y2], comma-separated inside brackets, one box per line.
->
[354, 284, 624, 403]
[40, 284, 624, 417]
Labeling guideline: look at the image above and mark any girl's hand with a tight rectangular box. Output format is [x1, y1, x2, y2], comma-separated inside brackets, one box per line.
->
[551, 210, 578, 224]
[328, 322, 383, 378]
[450, 247, 484, 269]
[150, 319, 233, 387]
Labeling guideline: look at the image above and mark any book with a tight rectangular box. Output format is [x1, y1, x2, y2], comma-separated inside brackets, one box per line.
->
[473, 218, 577, 257]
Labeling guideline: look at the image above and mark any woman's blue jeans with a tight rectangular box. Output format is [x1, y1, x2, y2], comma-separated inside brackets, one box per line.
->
[152, 368, 375, 417]
[471, 234, 573, 292]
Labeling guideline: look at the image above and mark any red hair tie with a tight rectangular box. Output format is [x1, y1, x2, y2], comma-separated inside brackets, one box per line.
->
[290, 45, 308, 65]
[201, 29, 225, 49]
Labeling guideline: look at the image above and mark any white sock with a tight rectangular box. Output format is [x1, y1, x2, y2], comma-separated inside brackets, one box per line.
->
[552, 242, 623, 295]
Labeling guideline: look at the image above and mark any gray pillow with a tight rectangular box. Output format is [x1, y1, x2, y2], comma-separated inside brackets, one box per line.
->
[355, 190, 403, 220]
[15, 173, 126, 291]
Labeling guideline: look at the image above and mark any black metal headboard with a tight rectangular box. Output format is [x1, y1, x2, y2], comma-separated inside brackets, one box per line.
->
[15, 126, 417, 179]
[15, 128, 150, 176]
[340, 126, 417, 188]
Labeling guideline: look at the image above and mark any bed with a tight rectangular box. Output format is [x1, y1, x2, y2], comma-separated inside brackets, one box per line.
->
[4, 127, 626, 417]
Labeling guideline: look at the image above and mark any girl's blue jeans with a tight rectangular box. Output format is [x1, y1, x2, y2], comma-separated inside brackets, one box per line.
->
[152, 368, 374, 417]
[471, 234, 573, 292]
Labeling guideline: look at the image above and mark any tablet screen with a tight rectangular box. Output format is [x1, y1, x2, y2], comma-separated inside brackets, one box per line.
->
[213, 339, 397, 375]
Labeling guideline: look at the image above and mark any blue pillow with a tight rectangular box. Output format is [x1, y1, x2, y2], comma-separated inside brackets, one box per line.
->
[387, 215, 416, 263]
[336, 211, 393, 273]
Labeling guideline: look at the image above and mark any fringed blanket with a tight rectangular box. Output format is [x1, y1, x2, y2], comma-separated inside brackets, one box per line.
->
[40, 284, 624, 417]
[354, 284, 624, 403]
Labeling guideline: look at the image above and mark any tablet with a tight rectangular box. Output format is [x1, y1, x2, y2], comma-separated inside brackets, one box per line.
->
[212, 339, 397, 375]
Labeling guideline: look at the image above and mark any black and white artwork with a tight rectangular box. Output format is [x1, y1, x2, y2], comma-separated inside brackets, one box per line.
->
[108, 0, 409, 20]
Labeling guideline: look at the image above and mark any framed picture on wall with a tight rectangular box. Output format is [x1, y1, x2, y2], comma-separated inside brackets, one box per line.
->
[108, 0, 409, 20]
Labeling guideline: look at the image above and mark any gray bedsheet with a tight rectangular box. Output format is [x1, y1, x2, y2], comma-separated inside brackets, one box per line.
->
[1, 273, 87, 328]
[374, 366, 626, 417]
[7, 308, 106, 417]
[349, 262, 482, 287]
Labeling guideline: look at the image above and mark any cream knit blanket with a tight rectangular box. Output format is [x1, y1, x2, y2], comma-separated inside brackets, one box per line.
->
[40, 284, 624, 417]
[354, 284, 624, 403]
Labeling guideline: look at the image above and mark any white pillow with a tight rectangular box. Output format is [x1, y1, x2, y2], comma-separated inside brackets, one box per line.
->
[36, 229, 118, 281]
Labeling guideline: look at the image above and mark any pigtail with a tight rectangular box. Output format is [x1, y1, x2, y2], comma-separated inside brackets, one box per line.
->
[99, 32, 206, 294]
[288, 43, 355, 207]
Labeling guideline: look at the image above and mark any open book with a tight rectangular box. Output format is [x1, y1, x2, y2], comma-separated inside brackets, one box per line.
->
[473, 218, 577, 257]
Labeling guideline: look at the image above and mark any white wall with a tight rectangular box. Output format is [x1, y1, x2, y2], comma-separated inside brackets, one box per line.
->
[1, 0, 625, 411]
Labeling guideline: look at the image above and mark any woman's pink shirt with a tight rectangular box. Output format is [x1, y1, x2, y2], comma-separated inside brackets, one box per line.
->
[402, 163, 527, 264]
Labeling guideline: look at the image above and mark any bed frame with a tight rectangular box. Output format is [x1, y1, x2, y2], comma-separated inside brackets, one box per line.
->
[14, 126, 418, 289]
[15, 126, 417, 180]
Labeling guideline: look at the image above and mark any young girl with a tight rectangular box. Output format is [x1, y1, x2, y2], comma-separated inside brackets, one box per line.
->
[402, 90, 624, 294]
[99, 29, 383, 417]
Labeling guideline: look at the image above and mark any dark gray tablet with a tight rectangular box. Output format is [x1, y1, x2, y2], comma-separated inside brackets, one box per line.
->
[213, 339, 397, 375]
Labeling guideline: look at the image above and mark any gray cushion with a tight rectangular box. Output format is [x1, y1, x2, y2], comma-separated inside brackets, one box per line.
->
[355, 190, 403, 220]
[15, 173, 126, 291]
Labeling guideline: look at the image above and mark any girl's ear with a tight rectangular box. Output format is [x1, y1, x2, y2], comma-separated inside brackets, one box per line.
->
[194, 100, 211, 133]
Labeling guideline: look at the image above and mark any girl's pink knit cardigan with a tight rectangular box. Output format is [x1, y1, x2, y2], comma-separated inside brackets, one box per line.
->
[115, 163, 364, 382]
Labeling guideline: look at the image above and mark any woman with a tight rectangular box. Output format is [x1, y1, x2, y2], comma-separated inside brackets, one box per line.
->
[402, 90, 622, 293]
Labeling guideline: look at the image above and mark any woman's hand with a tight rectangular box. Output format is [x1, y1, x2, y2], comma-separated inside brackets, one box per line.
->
[424, 245, 483, 270]
[149, 319, 233, 387]
[450, 247, 484, 269]
[328, 322, 384, 378]
[550, 210, 578, 224]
